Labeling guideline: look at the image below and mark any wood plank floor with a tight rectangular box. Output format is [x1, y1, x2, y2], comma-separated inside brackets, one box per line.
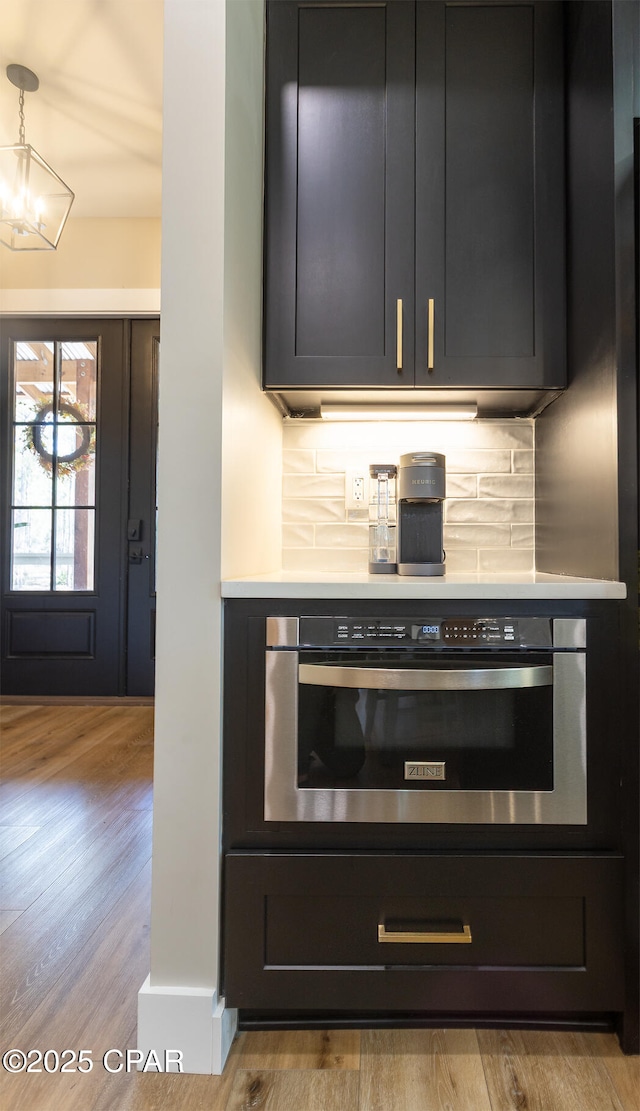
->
[0, 704, 638, 1111]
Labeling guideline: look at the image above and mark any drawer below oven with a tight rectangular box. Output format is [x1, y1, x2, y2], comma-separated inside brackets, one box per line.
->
[223, 852, 624, 1015]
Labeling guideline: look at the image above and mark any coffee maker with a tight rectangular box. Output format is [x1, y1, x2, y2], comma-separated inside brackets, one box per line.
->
[397, 452, 446, 576]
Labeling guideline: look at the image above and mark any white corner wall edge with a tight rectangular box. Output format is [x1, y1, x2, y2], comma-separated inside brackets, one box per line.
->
[0, 288, 161, 315]
[137, 976, 238, 1075]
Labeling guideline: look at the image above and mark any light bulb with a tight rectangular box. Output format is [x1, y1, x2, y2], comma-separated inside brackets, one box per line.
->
[11, 188, 25, 218]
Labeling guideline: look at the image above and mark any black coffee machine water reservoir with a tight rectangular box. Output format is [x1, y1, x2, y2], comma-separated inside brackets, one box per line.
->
[397, 451, 446, 576]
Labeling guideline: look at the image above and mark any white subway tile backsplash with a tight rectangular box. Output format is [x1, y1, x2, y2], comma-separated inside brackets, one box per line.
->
[283, 473, 345, 498]
[446, 499, 533, 523]
[478, 474, 534, 498]
[446, 449, 511, 474]
[317, 450, 372, 473]
[281, 417, 535, 575]
[511, 524, 535, 548]
[282, 524, 315, 548]
[449, 421, 533, 450]
[442, 549, 479, 573]
[315, 523, 369, 547]
[283, 449, 316, 473]
[444, 523, 512, 548]
[512, 450, 534, 473]
[282, 498, 345, 523]
[284, 418, 532, 452]
[445, 474, 477, 498]
[478, 548, 534, 573]
[283, 547, 367, 573]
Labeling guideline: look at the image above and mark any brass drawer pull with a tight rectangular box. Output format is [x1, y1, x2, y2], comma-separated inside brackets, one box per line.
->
[428, 297, 435, 370]
[396, 298, 403, 371]
[378, 923, 472, 944]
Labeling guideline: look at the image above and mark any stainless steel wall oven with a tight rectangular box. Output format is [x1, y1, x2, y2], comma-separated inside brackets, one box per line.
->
[222, 600, 619, 853]
[264, 615, 586, 826]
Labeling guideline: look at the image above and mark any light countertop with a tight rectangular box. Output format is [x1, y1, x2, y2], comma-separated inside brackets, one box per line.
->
[221, 571, 627, 600]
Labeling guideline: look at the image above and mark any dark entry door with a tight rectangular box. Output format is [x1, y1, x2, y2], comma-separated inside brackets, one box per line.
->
[126, 320, 159, 696]
[0, 317, 158, 696]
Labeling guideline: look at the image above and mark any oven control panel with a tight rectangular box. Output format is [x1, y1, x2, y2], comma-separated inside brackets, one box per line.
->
[413, 620, 519, 645]
[297, 617, 553, 648]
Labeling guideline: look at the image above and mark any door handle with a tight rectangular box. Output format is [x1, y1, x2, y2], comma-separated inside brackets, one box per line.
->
[427, 298, 435, 371]
[128, 546, 149, 564]
[396, 299, 403, 371]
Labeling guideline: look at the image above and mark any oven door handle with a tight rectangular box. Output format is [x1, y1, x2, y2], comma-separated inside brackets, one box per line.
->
[298, 663, 553, 691]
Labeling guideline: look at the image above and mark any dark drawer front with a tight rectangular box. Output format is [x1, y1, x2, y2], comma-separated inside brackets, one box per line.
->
[266, 894, 583, 968]
[223, 852, 624, 1014]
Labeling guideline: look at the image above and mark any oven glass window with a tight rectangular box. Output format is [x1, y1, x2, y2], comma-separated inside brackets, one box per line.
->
[297, 653, 554, 792]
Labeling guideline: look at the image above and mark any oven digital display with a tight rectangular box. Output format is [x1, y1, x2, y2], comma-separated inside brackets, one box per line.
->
[416, 624, 441, 641]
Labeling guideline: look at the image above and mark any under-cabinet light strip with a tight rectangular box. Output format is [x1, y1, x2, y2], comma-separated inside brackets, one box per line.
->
[319, 402, 478, 421]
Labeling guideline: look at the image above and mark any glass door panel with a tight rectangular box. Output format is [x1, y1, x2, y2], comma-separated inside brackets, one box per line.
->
[10, 338, 97, 591]
[297, 652, 554, 792]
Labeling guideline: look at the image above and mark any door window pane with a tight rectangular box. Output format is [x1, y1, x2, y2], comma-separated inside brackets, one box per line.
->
[12, 427, 54, 506]
[13, 340, 55, 419]
[56, 445, 96, 507]
[54, 509, 95, 590]
[59, 341, 97, 419]
[11, 509, 53, 590]
[10, 339, 98, 591]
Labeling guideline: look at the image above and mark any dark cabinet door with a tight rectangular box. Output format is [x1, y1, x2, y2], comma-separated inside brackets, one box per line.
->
[263, 0, 565, 394]
[263, 0, 415, 389]
[415, 1, 565, 389]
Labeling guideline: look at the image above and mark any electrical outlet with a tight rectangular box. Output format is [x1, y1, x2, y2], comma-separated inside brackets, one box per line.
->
[345, 468, 367, 512]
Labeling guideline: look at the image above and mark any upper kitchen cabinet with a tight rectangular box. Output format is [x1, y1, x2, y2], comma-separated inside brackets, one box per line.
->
[415, 0, 565, 389]
[263, 0, 566, 395]
[263, 0, 416, 389]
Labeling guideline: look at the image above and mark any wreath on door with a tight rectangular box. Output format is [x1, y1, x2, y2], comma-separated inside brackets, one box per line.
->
[24, 399, 96, 478]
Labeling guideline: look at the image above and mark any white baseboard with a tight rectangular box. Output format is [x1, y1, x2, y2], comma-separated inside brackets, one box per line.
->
[137, 976, 238, 1075]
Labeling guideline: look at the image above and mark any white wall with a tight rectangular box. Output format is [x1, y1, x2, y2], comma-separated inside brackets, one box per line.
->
[222, 0, 282, 578]
[0, 217, 160, 314]
[139, 0, 273, 1075]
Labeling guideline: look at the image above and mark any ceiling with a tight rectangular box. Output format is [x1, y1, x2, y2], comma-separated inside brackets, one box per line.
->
[0, 0, 163, 218]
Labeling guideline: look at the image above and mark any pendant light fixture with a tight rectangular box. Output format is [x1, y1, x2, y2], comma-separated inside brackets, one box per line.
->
[0, 64, 75, 250]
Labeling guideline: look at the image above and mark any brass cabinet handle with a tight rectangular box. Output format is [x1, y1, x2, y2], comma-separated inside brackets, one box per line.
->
[378, 923, 472, 944]
[428, 298, 435, 371]
[396, 298, 403, 371]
